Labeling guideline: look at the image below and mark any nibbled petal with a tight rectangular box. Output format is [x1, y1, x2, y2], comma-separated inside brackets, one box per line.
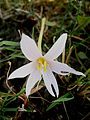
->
[57, 72, 69, 76]
[44, 33, 67, 60]
[42, 66, 59, 97]
[20, 33, 42, 61]
[26, 69, 41, 97]
[49, 61, 85, 76]
[8, 62, 35, 80]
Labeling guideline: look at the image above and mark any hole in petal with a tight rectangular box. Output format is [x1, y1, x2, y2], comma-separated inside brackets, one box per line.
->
[51, 84, 57, 97]
[61, 71, 69, 74]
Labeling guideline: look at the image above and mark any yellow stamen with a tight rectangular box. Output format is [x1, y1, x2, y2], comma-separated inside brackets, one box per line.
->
[37, 57, 47, 72]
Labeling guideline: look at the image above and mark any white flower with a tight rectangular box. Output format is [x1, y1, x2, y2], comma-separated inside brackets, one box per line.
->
[8, 33, 85, 97]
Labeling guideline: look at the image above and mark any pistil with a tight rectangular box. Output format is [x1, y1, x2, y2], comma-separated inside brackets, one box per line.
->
[37, 57, 47, 72]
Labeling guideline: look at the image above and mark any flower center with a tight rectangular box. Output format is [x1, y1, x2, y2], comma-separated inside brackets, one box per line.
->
[37, 57, 47, 72]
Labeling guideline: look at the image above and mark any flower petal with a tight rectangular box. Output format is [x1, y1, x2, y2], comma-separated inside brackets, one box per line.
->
[49, 61, 85, 76]
[44, 33, 67, 60]
[26, 69, 41, 97]
[42, 66, 59, 97]
[20, 33, 42, 61]
[8, 62, 35, 79]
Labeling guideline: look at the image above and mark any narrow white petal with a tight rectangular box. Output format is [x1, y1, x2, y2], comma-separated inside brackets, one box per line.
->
[49, 61, 85, 76]
[42, 66, 59, 97]
[44, 33, 67, 60]
[20, 33, 42, 61]
[8, 62, 34, 79]
[26, 69, 41, 97]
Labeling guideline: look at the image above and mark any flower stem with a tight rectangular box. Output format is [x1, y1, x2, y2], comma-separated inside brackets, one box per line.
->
[4, 0, 10, 9]
[65, 46, 73, 64]
[38, 17, 46, 53]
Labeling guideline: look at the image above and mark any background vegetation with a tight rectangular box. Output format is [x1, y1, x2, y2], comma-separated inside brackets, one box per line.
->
[0, 0, 90, 120]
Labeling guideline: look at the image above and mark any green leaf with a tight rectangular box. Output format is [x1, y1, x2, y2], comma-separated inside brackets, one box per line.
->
[46, 20, 56, 26]
[0, 41, 19, 47]
[78, 52, 88, 59]
[10, 53, 25, 59]
[2, 108, 18, 112]
[0, 92, 13, 97]
[77, 16, 90, 29]
[0, 47, 18, 51]
[46, 92, 74, 111]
